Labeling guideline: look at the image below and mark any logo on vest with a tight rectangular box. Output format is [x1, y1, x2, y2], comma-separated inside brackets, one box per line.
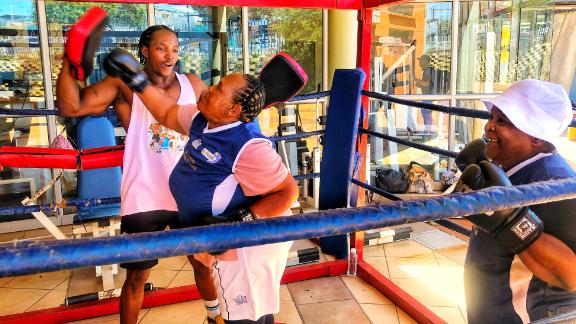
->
[191, 139, 202, 149]
[201, 148, 222, 163]
[234, 295, 248, 305]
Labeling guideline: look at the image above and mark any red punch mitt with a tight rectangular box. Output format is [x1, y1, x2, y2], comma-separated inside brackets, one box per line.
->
[65, 7, 108, 81]
[259, 52, 308, 109]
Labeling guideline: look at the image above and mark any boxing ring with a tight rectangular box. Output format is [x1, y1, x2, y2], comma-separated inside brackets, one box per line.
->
[1, 66, 576, 323]
[1, 1, 576, 323]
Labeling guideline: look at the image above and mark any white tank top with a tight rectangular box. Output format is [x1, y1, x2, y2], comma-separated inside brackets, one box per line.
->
[121, 73, 196, 216]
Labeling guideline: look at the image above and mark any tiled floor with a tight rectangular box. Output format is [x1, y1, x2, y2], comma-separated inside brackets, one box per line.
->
[0, 222, 469, 323]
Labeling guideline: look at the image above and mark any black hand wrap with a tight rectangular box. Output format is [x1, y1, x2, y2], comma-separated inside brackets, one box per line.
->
[491, 208, 543, 254]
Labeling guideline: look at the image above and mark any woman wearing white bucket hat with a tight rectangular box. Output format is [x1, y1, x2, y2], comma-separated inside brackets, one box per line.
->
[459, 79, 576, 323]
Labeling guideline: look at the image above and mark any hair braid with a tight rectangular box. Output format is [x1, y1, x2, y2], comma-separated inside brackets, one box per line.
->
[138, 25, 176, 64]
[233, 75, 266, 122]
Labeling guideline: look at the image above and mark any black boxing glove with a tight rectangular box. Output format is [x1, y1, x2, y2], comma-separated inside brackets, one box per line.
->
[198, 208, 256, 256]
[103, 48, 149, 92]
[454, 160, 543, 253]
[455, 138, 487, 172]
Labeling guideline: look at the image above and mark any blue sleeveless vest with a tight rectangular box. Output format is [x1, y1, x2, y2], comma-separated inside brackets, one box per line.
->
[169, 113, 270, 225]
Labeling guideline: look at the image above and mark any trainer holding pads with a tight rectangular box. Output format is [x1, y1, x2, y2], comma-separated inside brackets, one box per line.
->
[56, 11, 226, 323]
[103, 48, 304, 323]
[454, 80, 576, 323]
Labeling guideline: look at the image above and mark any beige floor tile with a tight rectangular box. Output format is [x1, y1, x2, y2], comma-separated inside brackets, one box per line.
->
[383, 240, 435, 258]
[412, 230, 466, 250]
[370, 222, 435, 236]
[397, 307, 418, 324]
[147, 269, 179, 289]
[4, 270, 69, 290]
[23, 228, 55, 239]
[156, 255, 189, 271]
[290, 239, 317, 251]
[391, 278, 459, 308]
[435, 245, 468, 266]
[0, 231, 25, 243]
[23, 224, 74, 238]
[386, 257, 439, 280]
[280, 284, 292, 301]
[0, 276, 14, 287]
[0, 287, 48, 316]
[139, 299, 206, 324]
[298, 300, 370, 324]
[288, 277, 352, 305]
[26, 288, 67, 311]
[276, 300, 302, 324]
[363, 245, 385, 257]
[113, 267, 127, 289]
[55, 278, 69, 290]
[359, 304, 399, 324]
[436, 256, 461, 267]
[68, 268, 101, 296]
[428, 306, 467, 324]
[400, 222, 436, 234]
[182, 262, 193, 271]
[167, 270, 195, 288]
[341, 276, 393, 305]
[364, 256, 390, 277]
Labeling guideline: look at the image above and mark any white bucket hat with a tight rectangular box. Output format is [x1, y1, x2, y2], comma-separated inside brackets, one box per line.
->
[482, 79, 573, 146]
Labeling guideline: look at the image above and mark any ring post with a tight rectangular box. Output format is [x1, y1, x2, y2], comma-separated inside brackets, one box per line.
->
[318, 68, 365, 259]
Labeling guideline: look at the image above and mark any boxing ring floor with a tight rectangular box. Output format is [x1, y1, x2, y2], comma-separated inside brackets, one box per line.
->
[0, 217, 470, 324]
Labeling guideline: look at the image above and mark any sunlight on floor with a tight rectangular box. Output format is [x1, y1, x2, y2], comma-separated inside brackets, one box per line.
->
[399, 262, 467, 311]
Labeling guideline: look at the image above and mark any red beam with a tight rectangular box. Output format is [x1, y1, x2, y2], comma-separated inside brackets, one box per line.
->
[282, 260, 348, 283]
[54, 0, 364, 9]
[353, 7, 373, 262]
[357, 261, 447, 324]
[364, 0, 408, 8]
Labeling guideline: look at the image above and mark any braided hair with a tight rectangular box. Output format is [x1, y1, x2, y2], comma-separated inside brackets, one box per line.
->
[233, 75, 266, 122]
[138, 25, 177, 64]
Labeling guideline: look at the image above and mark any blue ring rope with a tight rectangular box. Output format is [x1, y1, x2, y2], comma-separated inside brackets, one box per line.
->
[350, 178, 401, 201]
[363, 90, 576, 128]
[359, 127, 458, 158]
[0, 197, 121, 216]
[293, 173, 320, 181]
[0, 175, 319, 215]
[269, 130, 324, 142]
[363, 90, 490, 119]
[0, 91, 331, 117]
[0, 178, 574, 277]
[289, 91, 331, 102]
[3, 91, 575, 128]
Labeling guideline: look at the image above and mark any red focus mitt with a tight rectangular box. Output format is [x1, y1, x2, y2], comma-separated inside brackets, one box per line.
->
[65, 7, 108, 81]
[259, 52, 308, 109]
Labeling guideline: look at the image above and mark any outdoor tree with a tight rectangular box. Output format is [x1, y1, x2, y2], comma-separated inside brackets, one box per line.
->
[45, 2, 146, 28]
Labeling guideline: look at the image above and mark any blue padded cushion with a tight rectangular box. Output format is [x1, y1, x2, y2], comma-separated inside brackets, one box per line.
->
[318, 69, 366, 259]
[75, 117, 121, 223]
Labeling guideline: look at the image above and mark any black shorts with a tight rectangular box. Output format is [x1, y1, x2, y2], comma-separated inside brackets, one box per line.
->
[120, 210, 183, 270]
